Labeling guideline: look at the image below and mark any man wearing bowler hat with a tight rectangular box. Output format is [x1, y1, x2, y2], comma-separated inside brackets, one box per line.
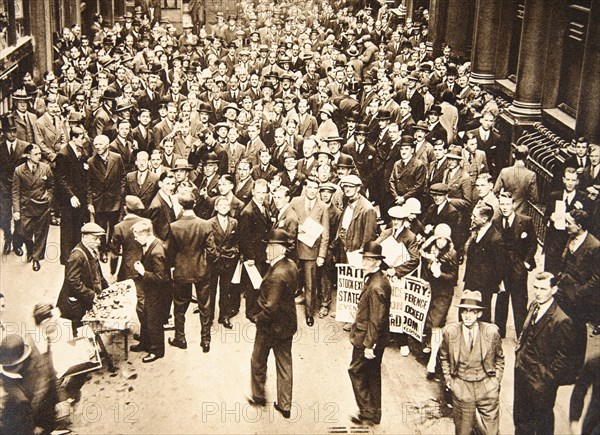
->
[440, 290, 504, 435]
[348, 241, 391, 426]
[57, 222, 109, 334]
[248, 229, 299, 419]
[389, 134, 427, 207]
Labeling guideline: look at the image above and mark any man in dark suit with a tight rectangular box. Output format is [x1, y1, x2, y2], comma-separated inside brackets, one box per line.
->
[147, 172, 177, 241]
[467, 111, 505, 178]
[86, 135, 126, 261]
[131, 109, 156, 153]
[389, 136, 427, 208]
[514, 272, 575, 434]
[54, 126, 88, 264]
[556, 209, 600, 374]
[494, 192, 537, 338]
[425, 105, 450, 144]
[109, 119, 135, 172]
[11, 145, 54, 271]
[234, 159, 256, 205]
[463, 203, 507, 322]
[290, 178, 330, 326]
[124, 151, 160, 210]
[56, 223, 109, 334]
[206, 196, 240, 329]
[248, 229, 299, 419]
[342, 124, 376, 186]
[130, 219, 169, 363]
[0, 114, 28, 255]
[348, 241, 391, 426]
[109, 196, 146, 285]
[397, 71, 425, 121]
[238, 179, 272, 321]
[440, 290, 504, 435]
[166, 192, 212, 352]
[544, 167, 587, 274]
[422, 183, 462, 249]
[251, 148, 278, 181]
[493, 145, 538, 214]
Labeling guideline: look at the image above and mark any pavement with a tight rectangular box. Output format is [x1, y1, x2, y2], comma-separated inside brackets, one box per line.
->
[1, 226, 597, 434]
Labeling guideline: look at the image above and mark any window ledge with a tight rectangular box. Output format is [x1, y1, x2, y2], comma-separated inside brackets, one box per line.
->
[542, 108, 576, 132]
[495, 79, 517, 99]
[0, 35, 33, 60]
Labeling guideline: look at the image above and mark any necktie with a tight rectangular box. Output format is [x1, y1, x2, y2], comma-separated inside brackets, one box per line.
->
[503, 217, 508, 229]
[468, 153, 473, 164]
[579, 157, 583, 167]
[467, 330, 474, 351]
[529, 303, 540, 327]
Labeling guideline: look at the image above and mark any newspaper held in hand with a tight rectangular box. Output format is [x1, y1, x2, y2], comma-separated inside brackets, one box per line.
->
[346, 250, 363, 269]
[298, 217, 324, 248]
[380, 236, 411, 267]
[231, 260, 243, 284]
[244, 260, 263, 289]
[554, 200, 566, 230]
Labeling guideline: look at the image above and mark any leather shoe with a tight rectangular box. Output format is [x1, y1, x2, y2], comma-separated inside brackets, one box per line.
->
[201, 342, 210, 353]
[246, 396, 266, 407]
[142, 353, 162, 363]
[14, 247, 23, 257]
[220, 318, 233, 329]
[168, 338, 187, 349]
[349, 413, 376, 426]
[129, 344, 147, 353]
[133, 333, 140, 341]
[274, 402, 291, 419]
[306, 316, 314, 327]
[26, 254, 33, 263]
[32, 260, 41, 271]
[3, 242, 10, 255]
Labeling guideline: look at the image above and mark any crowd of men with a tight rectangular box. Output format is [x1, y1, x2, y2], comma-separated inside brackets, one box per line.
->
[1, 0, 600, 433]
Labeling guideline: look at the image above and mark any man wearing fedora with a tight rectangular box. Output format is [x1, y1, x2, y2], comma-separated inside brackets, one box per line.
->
[440, 290, 504, 435]
[514, 272, 575, 434]
[348, 241, 391, 426]
[389, 134, 427, 207]
[248, 228, 299, 419]
[88, 88, 116, 139]
[33, 100, 68, 163]
[12, 88, 38, 144]
[57, 222, 109, 334]
[0, 114, 28, 256]
[12, 144, 54, 272]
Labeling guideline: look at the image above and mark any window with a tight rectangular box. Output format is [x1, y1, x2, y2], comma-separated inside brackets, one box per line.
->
[0, 0, 30, 51]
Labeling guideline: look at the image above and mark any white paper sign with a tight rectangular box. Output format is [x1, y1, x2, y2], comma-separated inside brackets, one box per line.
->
[379, 236, 411, 267]
[298, 217, 324, 248]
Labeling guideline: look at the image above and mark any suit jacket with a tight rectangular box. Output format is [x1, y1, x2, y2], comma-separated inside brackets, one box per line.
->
[239, 200, 272, 264]
[244, 137, 267, 168]
[297, 113, 318, 138]
[440, 321, 504, 386]
[350, 270, 391, 349]
[234, 177, 254, 205]
[13, 110, 38, 143]
[131, 125, 157, 153]
[428, 158, 449, 186]
[33, 113, 67, 162]
[254, 257, 299, 339]
[87, 152, 125, 212]
[467, 128, 504, 177]
[0, 139, 28, 195]
[124, 170, 160, 209]
[422, 201, 461, 247]
[12, 162, 54, 216]
[251, 164, 278, 182]
[109, 137, 135, 171]
[343, 142, 376, 184]
[397, 88, 425, 121]
[57, 243, 108, 321]
[557, 232, 600, 323]
[462, 148, 489, 186]
[88, 106, 111, 139]
[147, 192, 176, 241]
[206, 215, 239, 261]
[134, 238, 168, 297]
[464, 225, 506, 294]
[167, 214, 211, 283]
[389, 156, 427, 200]
[493, 163, 538, 213]
[336, 195, 378, 253]
[279, 170, 305, 198]
[109, 214, 145, 280]
[153, 119, 174, 146]
[443, 167, 473, 208]
[515, 301, 574, 390]
[53, 144, 87, 208]
[493, 213, 537, 277]
[414, 141, 436, 175]
[290, 196, 330, 260]
[273, 205, 299, 242]
[375, 226, 419, 277]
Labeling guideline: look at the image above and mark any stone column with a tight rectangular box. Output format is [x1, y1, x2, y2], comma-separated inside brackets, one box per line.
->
[575, 1, 600, 142]
[30, 0, 52, 80]
[509, 0, 551, 117]
[405, 0, 414, 20]
[445, 0, 474, 61]
[426, 0, 448, 56]
[470, 0, 502, 84]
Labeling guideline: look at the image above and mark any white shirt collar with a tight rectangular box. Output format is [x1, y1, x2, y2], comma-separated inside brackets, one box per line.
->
[476, 222, 492, 242]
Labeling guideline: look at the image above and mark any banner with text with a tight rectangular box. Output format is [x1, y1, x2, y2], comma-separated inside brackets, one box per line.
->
[335, 265, 431, 341]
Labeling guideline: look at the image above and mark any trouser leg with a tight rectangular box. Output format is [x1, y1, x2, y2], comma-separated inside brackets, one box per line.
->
[32, 210, 51, 260]
[196, 279, 212, 345]
[173, 282, 192, 342]
[301, 259, 317, 317]
[250, 329, 271, 402]
[145, 288, 165, 357]
[273, 336, 293, 411]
